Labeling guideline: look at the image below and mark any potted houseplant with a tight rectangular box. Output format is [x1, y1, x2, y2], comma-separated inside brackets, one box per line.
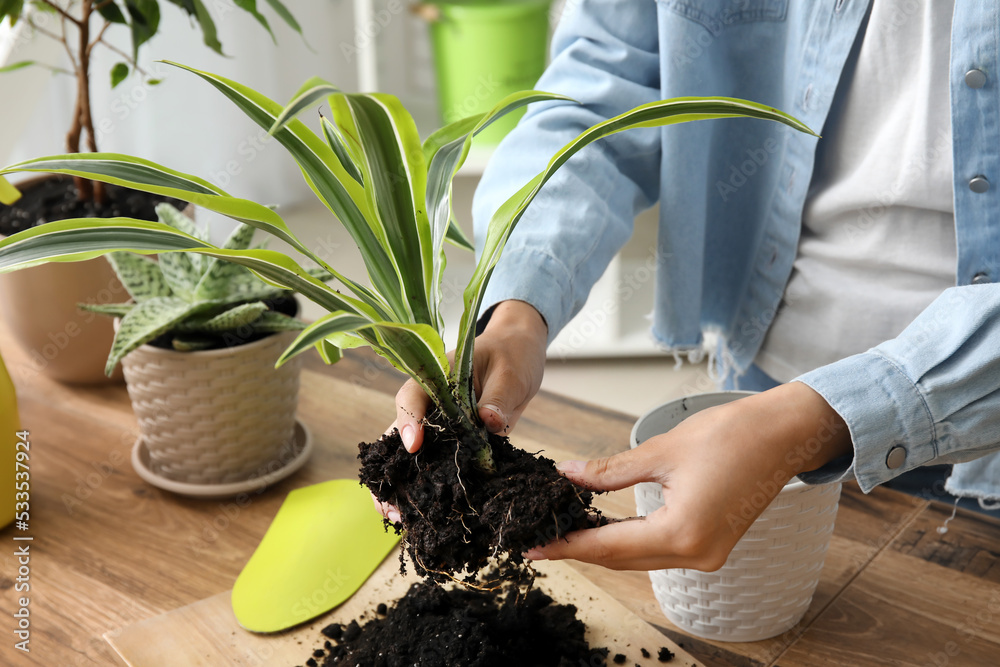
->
[0, 0, 300, 384]
[83, 201, 321, 493]
[0, 62, 815, 579]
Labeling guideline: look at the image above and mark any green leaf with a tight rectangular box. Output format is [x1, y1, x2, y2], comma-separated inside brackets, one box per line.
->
[171, 334, 215, 351]
[106, 296, 207, 374]
[270, 78, 340, 131]
[319, 114, 363, 185]
[0, 60, 71, 76]
[261, 0, 300, 35]
[0, 0, 24, 25]
[338, 93, 434, 325]
[110, 62, 130, 88]
[97, 1, 128, 23]
[423, 90, 574, 309]
[315, 339, 343, 365]
[276, 311, 373, 367]
[249, 310, 306, 333]
[190, 0, 223, 55]
[0, 217, 368, 318]
[163, 62, 402, 319]
[176, 301, 268, 333]
[233, 0, 274, 41]
[125, 0, 161, 62]
[0, 60, 33, 74]
[155, 202, 207, 271]
[154, 205, 203, 299]
[0, 153, 318, 270]
[106, 252, 172, 301]
[0, 175, 20, 204]
[451, 96, 819, 407]
[78, 302, 134, 318]
[193, 223, 257, 299]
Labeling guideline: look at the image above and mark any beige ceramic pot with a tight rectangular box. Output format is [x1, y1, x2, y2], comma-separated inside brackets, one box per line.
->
[0, 175, 154, 384]
[121, 329, 304, 486]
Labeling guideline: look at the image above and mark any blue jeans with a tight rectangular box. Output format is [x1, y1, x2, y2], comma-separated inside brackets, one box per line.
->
[723, 364, 1000, 519]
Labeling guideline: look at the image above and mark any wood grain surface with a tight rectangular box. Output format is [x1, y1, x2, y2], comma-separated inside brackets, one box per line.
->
[0, 320, 997, 667]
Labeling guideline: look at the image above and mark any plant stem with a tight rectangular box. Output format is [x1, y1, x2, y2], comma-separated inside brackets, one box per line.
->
[433, 388, 495, 473]
[65, 0, 104, 204]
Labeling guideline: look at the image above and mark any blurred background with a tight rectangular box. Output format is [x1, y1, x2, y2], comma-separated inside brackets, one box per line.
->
[0, 0, 709, 416]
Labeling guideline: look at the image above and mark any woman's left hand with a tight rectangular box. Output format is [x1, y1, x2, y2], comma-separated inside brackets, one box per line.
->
[523, 381, 852, 571]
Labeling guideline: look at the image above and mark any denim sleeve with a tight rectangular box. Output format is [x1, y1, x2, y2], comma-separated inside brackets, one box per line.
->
[793, 284, 1000, 492]
[472, 0, 662, 344]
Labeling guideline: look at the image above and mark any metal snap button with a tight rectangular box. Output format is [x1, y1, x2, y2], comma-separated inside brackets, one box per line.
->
[965, 68, 988, 89]
[886, 445, 907, 470]
[969, 176, 990, 194]
[972, 272, 991, 285]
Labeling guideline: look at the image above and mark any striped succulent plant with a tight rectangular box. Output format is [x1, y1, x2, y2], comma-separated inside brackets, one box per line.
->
[85, 203, 309, 375]
[0, 62, 815, 468]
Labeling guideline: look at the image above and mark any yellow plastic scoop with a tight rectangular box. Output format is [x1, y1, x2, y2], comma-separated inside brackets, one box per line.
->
[232, 479, 399, 633]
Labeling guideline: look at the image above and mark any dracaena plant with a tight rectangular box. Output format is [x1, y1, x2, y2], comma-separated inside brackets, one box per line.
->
[86, 202, 310, 375]
[0, 61, 816, 471]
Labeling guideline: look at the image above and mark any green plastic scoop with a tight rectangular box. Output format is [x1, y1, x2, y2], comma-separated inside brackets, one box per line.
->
[232, 479, 399, 633]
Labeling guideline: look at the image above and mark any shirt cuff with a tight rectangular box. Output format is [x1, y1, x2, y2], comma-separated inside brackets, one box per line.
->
[793, 351, 938, 493]
[479, 245, 576, 347]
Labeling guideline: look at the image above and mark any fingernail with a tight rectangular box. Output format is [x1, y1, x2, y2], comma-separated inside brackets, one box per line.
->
[400, 424, 415, 452]
[522, 548, 546, 560]
[387, 510, 401, 524]
[481, 403, 506, 425]
[556, 460, 585, 474]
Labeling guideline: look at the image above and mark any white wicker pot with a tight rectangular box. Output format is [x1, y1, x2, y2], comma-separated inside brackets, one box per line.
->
[121, 329, 303, 486]
[631, 391, 842, 642]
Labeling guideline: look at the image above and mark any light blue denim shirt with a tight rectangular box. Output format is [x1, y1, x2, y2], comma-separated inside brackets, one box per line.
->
[473, 0, 1000, 503]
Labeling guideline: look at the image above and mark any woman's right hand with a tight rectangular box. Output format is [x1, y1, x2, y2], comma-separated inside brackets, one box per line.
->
[393, 299, 549, 453]
[372, 300, 549, 519]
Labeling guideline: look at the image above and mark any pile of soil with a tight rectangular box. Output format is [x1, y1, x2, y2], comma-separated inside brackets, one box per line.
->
[0, 175, 184, 236]
[295, 579, 677, 667]
[359, 410, 605, 583]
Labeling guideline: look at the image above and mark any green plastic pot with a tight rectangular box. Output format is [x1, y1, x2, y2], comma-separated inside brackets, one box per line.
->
[428, 0, 552, 145]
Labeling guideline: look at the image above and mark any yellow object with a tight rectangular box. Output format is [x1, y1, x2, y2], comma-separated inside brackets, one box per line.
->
[0, 175, 21, 205]
[0, 347, 20, 528]
[231, 479, 399, 633]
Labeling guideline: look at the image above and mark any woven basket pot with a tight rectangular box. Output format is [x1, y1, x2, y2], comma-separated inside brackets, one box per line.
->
[631, 391, 842, 642]
[121, 329, 303, 485]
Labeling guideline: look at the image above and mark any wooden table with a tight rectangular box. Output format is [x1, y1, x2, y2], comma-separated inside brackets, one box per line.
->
[1, 320, 998, 667]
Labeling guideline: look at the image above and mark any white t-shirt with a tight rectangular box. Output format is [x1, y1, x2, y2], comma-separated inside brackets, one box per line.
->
[755, 0, 957, 383]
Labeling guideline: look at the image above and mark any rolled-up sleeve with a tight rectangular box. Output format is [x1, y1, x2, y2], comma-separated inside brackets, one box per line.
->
[473, 0, 663, 343]
[794, 284, 1000, 492]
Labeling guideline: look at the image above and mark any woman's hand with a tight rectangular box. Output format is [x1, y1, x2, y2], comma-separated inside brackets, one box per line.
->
[372, 300, 548, 518]
[523, 382, 852, 571]
[393, 299, 549, 452]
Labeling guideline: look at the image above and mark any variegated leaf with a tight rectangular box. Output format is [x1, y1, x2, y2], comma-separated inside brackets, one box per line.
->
[248, 310, 306, 333]
[155, 202, 209, 272]
[175, 302, 269, 333]
[452, 96, 818, 407]
[194, 223, 259, 299]
[107, 296, 211, 374]
[78, 302, 134, 318]
[106, 252, 172, 301]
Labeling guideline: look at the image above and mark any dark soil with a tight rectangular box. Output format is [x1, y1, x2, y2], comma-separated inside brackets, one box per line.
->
[359, 410, 605, 583]
[0, 175, 185, 236]
[303, 579, 610, 667]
